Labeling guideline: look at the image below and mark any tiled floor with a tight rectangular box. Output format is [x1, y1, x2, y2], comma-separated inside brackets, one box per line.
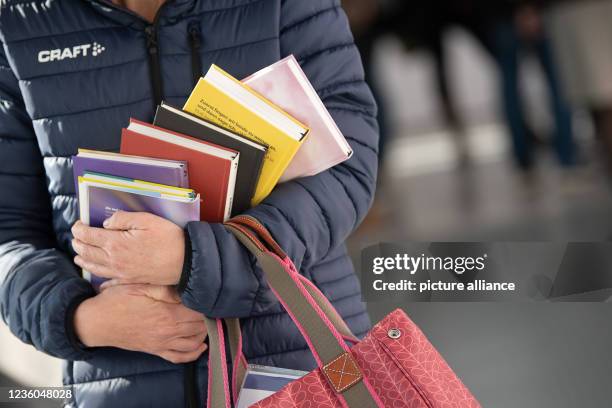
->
[351, 132, 612, 245]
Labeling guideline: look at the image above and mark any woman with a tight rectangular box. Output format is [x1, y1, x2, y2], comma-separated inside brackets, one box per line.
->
[0, 0, 378, 406]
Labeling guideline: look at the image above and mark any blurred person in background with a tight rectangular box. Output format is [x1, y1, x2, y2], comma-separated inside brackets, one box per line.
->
[342, 0, 398, 172]
[343, 0, 474, 169]
[474, 0, 576, 170]
[344, 0, 576, 172]
[545, 0, 612, 174]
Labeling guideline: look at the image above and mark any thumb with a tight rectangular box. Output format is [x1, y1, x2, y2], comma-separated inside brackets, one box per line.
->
[103, 211, 150, 230]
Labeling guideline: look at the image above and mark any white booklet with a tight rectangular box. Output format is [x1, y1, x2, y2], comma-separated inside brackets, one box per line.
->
[236, 364, 307, 408]
[243, 55, 353, 182]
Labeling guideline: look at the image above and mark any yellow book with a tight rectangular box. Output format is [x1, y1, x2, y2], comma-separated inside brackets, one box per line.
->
[183, 64, 309, 205]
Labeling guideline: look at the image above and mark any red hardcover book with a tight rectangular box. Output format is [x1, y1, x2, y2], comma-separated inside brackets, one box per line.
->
[120, 119, 240, 222]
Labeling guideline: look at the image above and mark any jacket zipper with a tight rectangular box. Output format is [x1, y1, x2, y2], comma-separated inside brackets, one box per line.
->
[183, 25, 202, 408]
[85, 4, 199, 407]
[145, 23, 163, 108]
[92, 1, 202, 112]
[94, 1, 170, 109]
[143, 7, 204, 408]
[144, 0, 173, 109]
[188, 24, 203, 86]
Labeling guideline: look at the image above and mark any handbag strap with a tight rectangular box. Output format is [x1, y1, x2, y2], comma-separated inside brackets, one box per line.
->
[211, 276, 359, 405]
[230, 216, 360, 344]
[205, 318, 231, 408]
[224, 317, 246, 403]
[204, 216, 382, 408]
[223, 284, 358, 405]
[204, 265, 359, 404]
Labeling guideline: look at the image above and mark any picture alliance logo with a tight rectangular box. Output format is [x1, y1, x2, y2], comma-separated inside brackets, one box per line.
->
[38, 42, 106, 63]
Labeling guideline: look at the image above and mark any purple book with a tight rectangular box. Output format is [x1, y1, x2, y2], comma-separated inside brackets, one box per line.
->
[86, 187, 199, 229]
[80, 181, 200, 289]
[72, 150, 189, 198]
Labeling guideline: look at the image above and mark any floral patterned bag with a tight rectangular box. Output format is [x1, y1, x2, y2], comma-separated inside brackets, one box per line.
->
[204, 216, 481, 408]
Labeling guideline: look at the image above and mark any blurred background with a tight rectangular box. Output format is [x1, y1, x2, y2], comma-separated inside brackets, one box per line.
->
[342, 0, 612, 407]
[2, 0, 612, 407]
[344, 0, 612, 243]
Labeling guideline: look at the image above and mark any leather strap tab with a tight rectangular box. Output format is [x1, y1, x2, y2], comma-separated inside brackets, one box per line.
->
[322, 352, 363, 393]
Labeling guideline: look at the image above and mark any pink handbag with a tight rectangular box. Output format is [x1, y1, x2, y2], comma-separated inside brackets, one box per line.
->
[204, 216, 481, 408]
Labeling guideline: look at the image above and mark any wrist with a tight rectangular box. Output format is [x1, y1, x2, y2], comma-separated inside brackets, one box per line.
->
[65, 288, 96, 354]
[73, 296, 105, 348]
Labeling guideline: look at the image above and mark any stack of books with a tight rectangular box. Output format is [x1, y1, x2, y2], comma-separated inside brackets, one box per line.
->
[73, 56, 353, 287]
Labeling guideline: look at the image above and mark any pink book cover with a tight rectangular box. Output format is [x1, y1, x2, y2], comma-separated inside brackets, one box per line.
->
[243, 55, 352, 182]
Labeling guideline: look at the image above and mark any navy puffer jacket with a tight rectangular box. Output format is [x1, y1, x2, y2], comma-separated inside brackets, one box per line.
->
[0, 0, 378, 406]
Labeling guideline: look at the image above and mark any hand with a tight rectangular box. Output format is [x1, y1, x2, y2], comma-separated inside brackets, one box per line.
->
[73, 284, 208, 364]
[71, 211, 185, 285]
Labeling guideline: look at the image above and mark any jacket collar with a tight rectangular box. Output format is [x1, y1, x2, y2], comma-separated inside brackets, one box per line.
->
[83, 0, 197, 28]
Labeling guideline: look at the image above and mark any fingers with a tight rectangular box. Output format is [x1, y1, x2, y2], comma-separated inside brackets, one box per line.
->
[71, 222, 125, 279]
[72, 238, 109, 266]
[158, 342, 207, 364]
[103, 211, 156, 231]
[100, 280, 148, 293]
[99, 279, 123, 291]
[117, 284, 181, 303]
[167, 333, 208, 352]
[74, 256, 119, 279]
[71, 221, 115, 248]
[171, 303, 207, 323]
[142, 285, 181, 304]
[174, 320, 207, 338]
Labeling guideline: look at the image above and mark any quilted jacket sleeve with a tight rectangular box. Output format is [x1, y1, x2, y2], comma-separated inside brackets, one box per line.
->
[181, 0, 378, 318]
[0, 44, 96, 360]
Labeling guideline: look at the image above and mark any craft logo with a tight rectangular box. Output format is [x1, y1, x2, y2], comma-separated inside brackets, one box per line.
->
[38, 42, 105, 63]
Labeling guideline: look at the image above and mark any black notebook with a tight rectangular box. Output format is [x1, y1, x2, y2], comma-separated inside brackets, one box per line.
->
[154, 102, 267, 215]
